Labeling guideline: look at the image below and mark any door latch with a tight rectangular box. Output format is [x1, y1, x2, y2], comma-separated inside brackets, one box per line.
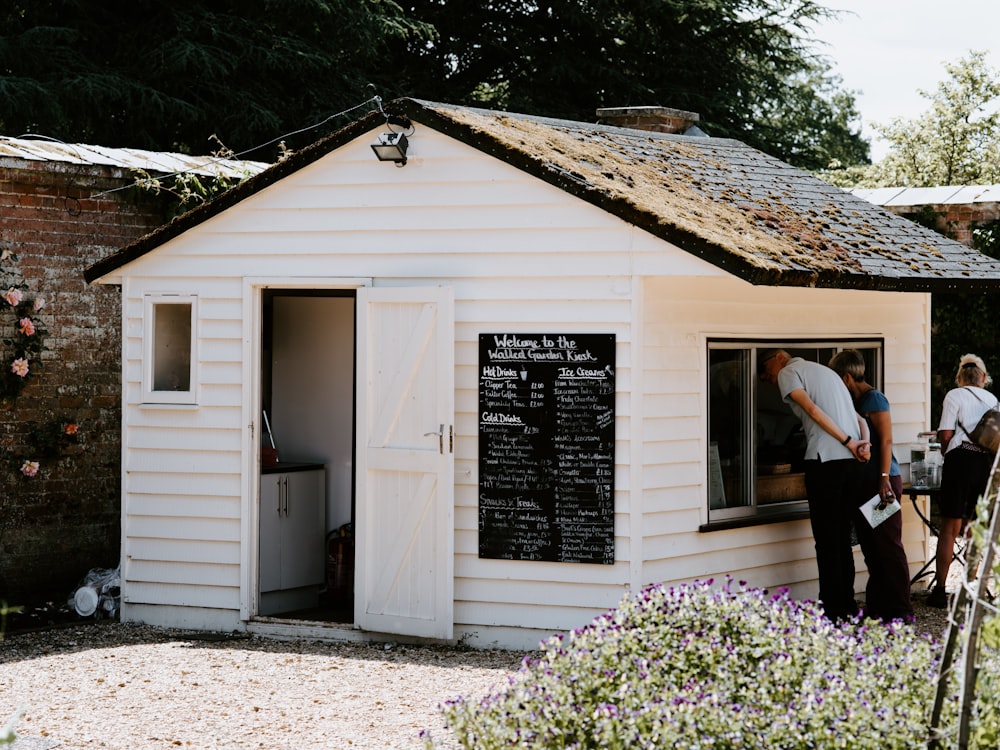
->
[424, 424, 444, 454]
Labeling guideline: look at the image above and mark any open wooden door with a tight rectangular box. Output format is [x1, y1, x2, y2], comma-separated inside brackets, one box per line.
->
[355, 286, 454, 639]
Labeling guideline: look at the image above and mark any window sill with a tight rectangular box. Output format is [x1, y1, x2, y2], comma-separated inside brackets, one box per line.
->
[699, 507, 810, 532]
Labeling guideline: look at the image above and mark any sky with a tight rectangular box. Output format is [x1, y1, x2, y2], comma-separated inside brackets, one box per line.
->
[810, 0, 1000, 161]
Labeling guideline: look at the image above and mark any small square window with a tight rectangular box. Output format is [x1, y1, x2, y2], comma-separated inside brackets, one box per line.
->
[143, 296, 197, 404]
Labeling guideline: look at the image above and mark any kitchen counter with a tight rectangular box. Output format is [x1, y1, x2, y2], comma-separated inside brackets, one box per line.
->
[262, 461, 325, 474]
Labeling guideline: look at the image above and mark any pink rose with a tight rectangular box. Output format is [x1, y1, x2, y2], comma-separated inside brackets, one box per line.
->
[2, 287, 22, 307]
[65, 423, 79, 436]
[20, 460, 39, 477]
[33, 297, 45, 312]
[10, 358, 28, 377]
[18, 317, 35, 336]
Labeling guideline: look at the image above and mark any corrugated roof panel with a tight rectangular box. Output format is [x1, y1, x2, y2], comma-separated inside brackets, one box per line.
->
[0, 141, 49, 160]
[946, 185, 1000, 204]
[849, 187, 906, 205]
[852, 184, 1000, 207]
[884, 186, 963, 206]
[83, 145, 190, 172]
[0, 139, 104, 165]
[87, 146, 265, 178]
[0, 136, 268, 177]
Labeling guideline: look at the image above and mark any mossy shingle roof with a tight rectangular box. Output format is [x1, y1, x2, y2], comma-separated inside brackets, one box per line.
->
[85, 98, 1000, 291]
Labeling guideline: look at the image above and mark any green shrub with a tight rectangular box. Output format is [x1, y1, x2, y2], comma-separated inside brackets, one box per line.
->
[0, 714, 14, 747]
[427, 579, 947, 749]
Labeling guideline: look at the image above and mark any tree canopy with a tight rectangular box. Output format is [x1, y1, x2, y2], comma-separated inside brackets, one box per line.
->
[823, 51, 1000, 188]
[875, 51, 1000, 187]
[388, 0, 868, 169]
[0, 0, 868, 169]
[822, 51, 1000, 419]
[0, 0, 435, 157]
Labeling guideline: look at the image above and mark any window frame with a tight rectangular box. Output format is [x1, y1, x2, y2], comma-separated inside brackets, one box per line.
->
[702, 338, 883, 531]
[142, 294, 198, 405]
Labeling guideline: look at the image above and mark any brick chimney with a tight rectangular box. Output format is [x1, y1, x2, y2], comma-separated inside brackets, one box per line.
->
[596, 106, 700, 134]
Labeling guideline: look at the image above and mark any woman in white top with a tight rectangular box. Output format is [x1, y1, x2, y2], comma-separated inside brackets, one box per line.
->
[931, 354, 998, 607]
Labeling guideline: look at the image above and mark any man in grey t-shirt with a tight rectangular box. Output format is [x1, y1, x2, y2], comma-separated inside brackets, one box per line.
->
[759, 349, 870, 621]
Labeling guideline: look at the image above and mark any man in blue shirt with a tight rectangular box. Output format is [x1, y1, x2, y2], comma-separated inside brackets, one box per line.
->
[759, 349, 870, 621]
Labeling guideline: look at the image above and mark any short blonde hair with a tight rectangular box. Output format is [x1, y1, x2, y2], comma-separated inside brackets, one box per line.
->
[955, 353, 992, 387]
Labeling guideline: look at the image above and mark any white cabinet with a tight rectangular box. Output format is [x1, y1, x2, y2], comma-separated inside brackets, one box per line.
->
[259, 465, 325, 614]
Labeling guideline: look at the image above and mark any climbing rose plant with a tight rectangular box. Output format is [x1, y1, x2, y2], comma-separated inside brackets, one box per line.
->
[0, 247, 81, 480]
[0, 248, 46, 406]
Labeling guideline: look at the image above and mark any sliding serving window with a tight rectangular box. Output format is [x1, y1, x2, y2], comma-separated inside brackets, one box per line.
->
[143, 295, 198, 405]
[706, 341, 881, 526]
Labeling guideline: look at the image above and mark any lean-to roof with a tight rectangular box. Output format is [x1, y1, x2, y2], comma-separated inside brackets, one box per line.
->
[1, 135, 267, 179]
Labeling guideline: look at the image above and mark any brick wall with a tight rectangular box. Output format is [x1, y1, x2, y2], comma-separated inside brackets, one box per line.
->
[886, 201, 1000, 247]
[0, 159, 172, 604]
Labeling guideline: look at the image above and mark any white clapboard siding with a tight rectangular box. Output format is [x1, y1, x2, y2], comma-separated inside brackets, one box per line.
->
[456, 577, 619, 638]
[127, 538, 240, 565]
[127, 493, 239, 519]
[113, 127, 679, 636]
[125, 582, 240, 610]
[127, 559, 239, 588]
[126, 515, 240, 541]
[454, 601, 619, 640]
[126, 471, 240, 497]
[110, 120, 936, 645]
[639, 275, 931, 599]
[121, 273, 249, 622]
[128, 425, 240, 453]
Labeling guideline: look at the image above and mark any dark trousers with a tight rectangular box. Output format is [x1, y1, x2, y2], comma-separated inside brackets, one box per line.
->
[853, 474, 912, 621]
[804, 458, 865, 621]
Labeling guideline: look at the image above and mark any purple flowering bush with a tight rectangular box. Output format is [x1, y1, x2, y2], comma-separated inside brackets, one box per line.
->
[429, 579, 944, 749]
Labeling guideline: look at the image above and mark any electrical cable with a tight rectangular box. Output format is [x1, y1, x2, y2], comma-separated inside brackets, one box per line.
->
[78, 94, 384, 200]
[372, 93, 414, 136]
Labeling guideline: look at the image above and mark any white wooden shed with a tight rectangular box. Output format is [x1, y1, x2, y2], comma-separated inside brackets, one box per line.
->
[85, 99, 1000, 650]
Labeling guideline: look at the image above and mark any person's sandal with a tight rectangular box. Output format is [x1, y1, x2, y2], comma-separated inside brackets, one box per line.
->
[927, 585, 948, 609]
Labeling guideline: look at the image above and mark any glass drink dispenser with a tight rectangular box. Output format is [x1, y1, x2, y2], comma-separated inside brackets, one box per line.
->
[910, 431, 941, 489]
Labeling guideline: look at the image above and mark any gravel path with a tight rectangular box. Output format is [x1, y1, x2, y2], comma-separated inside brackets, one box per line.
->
[1, 625, 525, 750]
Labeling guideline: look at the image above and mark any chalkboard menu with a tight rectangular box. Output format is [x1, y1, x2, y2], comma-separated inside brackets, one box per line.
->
[478, 333, 615, 564]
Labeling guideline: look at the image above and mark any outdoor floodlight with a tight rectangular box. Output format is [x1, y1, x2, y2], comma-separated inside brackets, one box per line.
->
[371, 132, 408, 166]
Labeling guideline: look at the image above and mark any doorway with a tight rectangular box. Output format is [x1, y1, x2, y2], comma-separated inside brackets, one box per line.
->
[251, 284, 455, 640]
[259, 289, 356, 624]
